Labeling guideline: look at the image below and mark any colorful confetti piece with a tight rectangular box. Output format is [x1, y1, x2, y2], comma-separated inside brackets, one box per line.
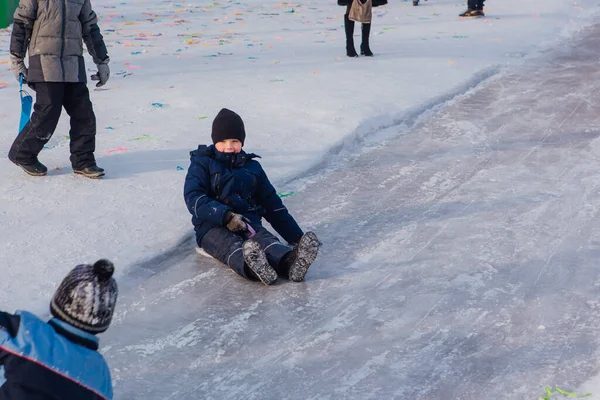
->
[106, 147, 129, 154]
[129, 134, 159, 141]
[278, 192, 296, 198]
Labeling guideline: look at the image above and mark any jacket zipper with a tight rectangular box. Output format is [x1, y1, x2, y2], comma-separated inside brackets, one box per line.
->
[60, 0, 66, 81]
[215, 173, 220, 199]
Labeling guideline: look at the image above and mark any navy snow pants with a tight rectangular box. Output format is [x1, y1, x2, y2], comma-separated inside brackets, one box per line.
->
[200, 226, 293, 280]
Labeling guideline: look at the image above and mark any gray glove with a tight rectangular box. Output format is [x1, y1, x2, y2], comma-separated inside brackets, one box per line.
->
[91, 62, 110, 87]
[224, 212, 249, 232]
[10, 55, 27, 82]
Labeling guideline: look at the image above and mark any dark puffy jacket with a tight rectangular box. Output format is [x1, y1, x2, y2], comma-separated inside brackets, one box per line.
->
[0, 310, 113, 400]
[184, 145, 304, 245]
[10, 0, 109, 83]
[338, 0, 388, 6]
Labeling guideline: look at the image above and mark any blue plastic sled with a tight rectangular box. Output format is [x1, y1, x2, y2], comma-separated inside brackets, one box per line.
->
[19, 75, 32, 134]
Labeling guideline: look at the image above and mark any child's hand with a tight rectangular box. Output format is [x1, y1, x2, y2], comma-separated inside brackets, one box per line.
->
[225, 212, 249, 232]
[10, 55, 27, 82]
[91, 62, 110, 87]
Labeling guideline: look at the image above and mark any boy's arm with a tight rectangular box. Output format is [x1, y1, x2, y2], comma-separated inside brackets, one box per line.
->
[79, 0, 109, 65]
[256, 168, 304, 245]
[10, 0, 37, 59]
[184, 158, 232, 226]
[0, 311, 21, 364]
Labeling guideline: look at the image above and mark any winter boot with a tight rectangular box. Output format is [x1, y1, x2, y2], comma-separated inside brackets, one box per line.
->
[12, 159, 48, 176]
[413, 0, 419, 5]
[74, 165, 105, 179]
[459, 9, 484, 17]
[243, 239, 278, 286]
[284, 232, 321, 282]
[344, 14, 358, 58]
[360, 24, 373, 57]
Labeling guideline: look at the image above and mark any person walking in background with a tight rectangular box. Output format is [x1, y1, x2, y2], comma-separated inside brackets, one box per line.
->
[8, 0, 110, 178]
[459, 0, 485, 17]
[0, 259, 118, 399]
[338, 0, 388, 58]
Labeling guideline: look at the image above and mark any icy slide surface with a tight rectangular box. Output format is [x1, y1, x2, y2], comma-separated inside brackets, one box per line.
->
[103, 23, 600, 400]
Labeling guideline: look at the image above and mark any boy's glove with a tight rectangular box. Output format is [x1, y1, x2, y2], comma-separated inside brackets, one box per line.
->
[224, 211, 249, 232]
[10, 55, 27, 82]
[91, 62, 110, 87]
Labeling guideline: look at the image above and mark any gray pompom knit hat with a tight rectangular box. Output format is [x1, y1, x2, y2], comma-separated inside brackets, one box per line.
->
[50, 259, 118, 334]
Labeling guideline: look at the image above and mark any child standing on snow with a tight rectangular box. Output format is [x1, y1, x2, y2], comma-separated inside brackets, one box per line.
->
[184, 108, 321, 286]
[8, 0, 110, 178]
[0, 259, 118, 399]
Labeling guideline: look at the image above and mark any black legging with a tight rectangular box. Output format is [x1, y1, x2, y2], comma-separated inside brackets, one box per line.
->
[468, 0, 485, 10]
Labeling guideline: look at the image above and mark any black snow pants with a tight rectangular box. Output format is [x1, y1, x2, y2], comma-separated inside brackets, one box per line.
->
[200, 226, 293, 280]
[468, 0, 485, 10]
[8, 82, 97, 170]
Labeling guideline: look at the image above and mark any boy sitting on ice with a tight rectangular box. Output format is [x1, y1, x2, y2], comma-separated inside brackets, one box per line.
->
[184, 108, 320, 285]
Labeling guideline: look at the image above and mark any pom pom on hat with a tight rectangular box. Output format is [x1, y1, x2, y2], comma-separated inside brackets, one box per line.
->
[93, 259, 115, 281]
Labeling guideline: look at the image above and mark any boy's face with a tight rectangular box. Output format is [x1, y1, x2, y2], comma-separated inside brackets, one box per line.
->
[215, 139, 242, 153]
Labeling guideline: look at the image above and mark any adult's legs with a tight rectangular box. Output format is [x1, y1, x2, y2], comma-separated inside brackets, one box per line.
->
[361, 23, 373, 56]
[344, 4, 358, 57]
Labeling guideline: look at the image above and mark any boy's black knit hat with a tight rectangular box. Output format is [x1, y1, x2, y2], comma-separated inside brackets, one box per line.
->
[212, 108, 246, 145]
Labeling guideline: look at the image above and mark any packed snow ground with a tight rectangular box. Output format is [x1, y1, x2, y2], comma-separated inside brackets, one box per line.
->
[1, 0, 600, 398]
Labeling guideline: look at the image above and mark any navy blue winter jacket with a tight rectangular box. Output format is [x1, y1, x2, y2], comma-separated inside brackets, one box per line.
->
[0, 310, 113, 400]
[184, 145, 304, 245]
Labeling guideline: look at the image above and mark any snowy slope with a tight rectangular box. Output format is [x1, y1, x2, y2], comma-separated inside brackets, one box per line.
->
[106, 22, 600, 399]
[0, 0, 596, 312]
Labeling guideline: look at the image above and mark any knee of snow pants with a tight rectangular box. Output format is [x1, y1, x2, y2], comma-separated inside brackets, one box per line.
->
[200, 227, 249, 279]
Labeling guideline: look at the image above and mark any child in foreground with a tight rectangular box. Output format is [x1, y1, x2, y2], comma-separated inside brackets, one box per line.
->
[0, 259, 118, 399]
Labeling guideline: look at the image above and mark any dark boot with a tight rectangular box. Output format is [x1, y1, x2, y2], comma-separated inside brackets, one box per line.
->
[11, 159, 48, 177]
[361, 23, 373, 57]
[243, 240, 278, 286]
[461, 0, 485, 16]
[284, 232, 321, 282]
[344, 14, 358, 58]
[459, 9, 484, 17]
[73, 165, 105, 179]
